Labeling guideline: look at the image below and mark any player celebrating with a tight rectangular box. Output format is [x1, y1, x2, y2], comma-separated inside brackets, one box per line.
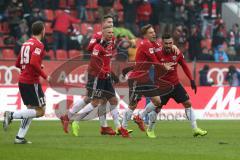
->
[145, 33, 207, 138]
[3, 21, 50, 144]
[60, 14, 126, 136]
[71, 25, 128, 137]
[121, 24, 175, 137]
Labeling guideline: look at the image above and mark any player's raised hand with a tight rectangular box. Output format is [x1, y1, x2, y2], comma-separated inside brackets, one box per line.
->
[163, 62, 175, 71]
[47, 76, 51, 82]
[190, 80, 197, 94]
[172, 45, 180, 55]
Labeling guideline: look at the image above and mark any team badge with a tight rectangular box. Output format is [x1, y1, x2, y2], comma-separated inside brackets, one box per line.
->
[149, 48, 154, 54]
[172, 56, 177, 61]
[34, 48, 41, 55]
[92, 49, 99, 55]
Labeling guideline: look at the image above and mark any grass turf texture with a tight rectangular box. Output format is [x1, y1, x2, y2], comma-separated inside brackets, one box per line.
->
[0, 120, 239, 160]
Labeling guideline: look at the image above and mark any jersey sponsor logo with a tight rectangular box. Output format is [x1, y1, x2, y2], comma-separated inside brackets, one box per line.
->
[149, 48, 154, 54]
[34, 48, 41, 55]
[92, 49, 99, 55]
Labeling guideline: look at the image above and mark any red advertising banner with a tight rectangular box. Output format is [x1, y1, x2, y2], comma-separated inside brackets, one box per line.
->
[0, 60, 240, 120]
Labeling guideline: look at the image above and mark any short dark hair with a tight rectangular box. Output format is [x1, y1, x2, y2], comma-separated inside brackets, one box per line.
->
[141, 24, 153, 35]
[103, 14, 113, 21]
[162, 33, 172, 40]
[32, 21, 44, 35]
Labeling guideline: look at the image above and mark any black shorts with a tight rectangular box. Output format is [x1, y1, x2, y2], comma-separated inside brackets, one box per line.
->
[18, 82, 46, 107]
[160, 83, 189, 105]
[86, 74, 115, 99]
[128, 79, 160, 106]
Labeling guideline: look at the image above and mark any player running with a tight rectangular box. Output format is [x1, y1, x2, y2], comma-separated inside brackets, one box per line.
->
[120, 24, 175, 137]
[3, 21, 50, 144]
[145, 33, 208, 138]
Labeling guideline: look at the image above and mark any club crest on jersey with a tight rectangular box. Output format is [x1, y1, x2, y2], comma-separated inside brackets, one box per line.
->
[149, 48, 154, 54]
[92, 49, 99, 55]
[34, 48, 41, 55]
[172, 55, 177, 61]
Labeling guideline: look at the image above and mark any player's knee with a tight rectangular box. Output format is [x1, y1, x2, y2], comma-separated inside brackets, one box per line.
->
[108, 97, 118, 105]
[84, 97, 91, 104]
[36, 107, 45, 117]
[152, 99, 161, 107]
[183, 101, 192, 108]
[91, 99, 100, 107]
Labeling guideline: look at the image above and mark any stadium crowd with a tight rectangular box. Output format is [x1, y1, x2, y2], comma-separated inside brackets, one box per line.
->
[0, 0, 240, 62]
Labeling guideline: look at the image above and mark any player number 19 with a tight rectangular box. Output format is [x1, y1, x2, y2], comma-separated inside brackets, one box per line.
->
[20, 45, 30, 64]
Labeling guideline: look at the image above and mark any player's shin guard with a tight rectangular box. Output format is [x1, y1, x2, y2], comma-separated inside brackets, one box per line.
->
[110, 105, 121, 129]
[98, 104, 108, 127]
[122, 108, 133, 129]
[16, 118, 32, 138]
[12, 109, 37, 119]
[68, 98, 87, 120]
[148, 110, 157, 131]
[140, 102, 156, 119]
[185, 107, 197, 129]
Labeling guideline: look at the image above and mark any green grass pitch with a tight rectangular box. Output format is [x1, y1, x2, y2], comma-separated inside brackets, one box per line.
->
[0, 120, 239, 160]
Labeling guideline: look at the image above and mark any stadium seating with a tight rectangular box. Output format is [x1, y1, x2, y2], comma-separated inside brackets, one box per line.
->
[93, 23, 101, 33]
[56, 49, 68, 60]
[2, 49, 16, 59]
[0, 22, 10, 34]
[81, 23, 92, 35]
[45, 22, 53, 34]
[68, 49, 83, 58]
[46, 50, 55, 60]
[86, 0, 98, 9]
[0, 37, 4, 48]
[44, 9, 55, 21]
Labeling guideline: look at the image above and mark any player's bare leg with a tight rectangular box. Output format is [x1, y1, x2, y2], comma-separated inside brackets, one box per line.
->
[183, 100, 207, 137]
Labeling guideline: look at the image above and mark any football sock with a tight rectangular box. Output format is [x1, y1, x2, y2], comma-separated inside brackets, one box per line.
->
[12, 109, 37, 119]
[140, 102, 156, 119]
[110, 105, 121, 129]
[16, 118, 32, 138]
[74, 103, 94, 121]
[185, 107, 197, 129]
[98, 104, 108, 127]
[68, 98, 87, 119]
[148, 111, 157, 131]
[122, 108, 133, 129]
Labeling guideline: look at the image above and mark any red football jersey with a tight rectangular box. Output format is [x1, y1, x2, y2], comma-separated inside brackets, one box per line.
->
[15, 37, 47, 84]
[88, 43, 112, 79]
[87, 32, 115, 52]
[128, 38, 159, 82]
[155, 49, 193, 85]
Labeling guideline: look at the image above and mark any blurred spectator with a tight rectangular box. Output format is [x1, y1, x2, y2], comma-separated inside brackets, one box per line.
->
[68, 26, 83, 50]
[137, 0, 152, 28]
[121, 0, 138, 36]
[188, 24, 203, 61]
[76, 0, 87, 22]
[227, 23, 240, 53]
[116, 36, 131, 61]
[14, 33, 29, 55]
[114, 27, 136, 40]
[98, 0, 114, 19]
[52, 9, 80, 52]
[174, 4, 187, 25]
[214, 45, 229, 62]
[201, 0, 217, 37]
[185, 0, 201, 28]
[212, 23, 227, 50]
[172, 24, 188, 55]
[149, 0, 160, 35]
[81, 26, 94, 60]
[32, 0, 47, 9]
[225, 65, 240, 86]
[28, 8, 45, 33]
[199, 65, 214, 86]
[50, 0, 59, 10]
[159, 0, 174, 36]
[198, 47, 214, 61]
[0, 0, 8, 22]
